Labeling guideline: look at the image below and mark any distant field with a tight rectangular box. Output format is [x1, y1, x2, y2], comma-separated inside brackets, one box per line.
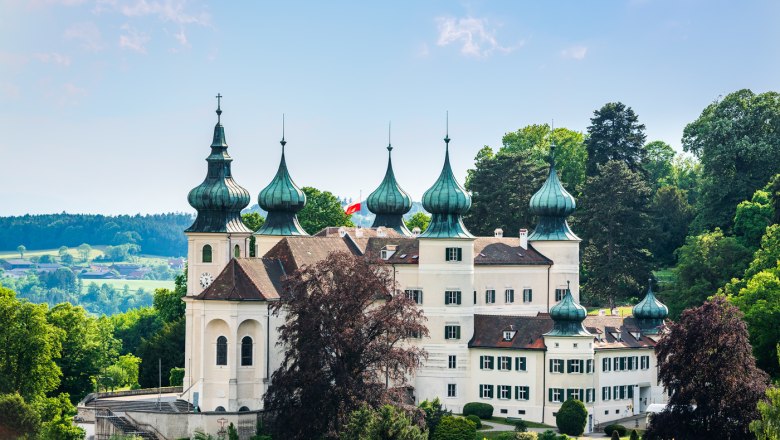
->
[81, 279, 174, 294]
[0, 246, 177, 267]
[587, 306, 633, 316]
[653, 268, 676, 286]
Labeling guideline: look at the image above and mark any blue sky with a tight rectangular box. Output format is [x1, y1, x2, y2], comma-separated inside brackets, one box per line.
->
[1, 0, 778, 215]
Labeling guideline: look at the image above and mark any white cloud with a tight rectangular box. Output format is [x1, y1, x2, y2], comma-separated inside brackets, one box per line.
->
[173, 27, 188, 46]
[435, 16, 517, 58]
[119, 24, 150, 53]
[32, 52, 72, 66]
[115, 0, 210, 25]
[64, 22, 104, 51]
[561, 45, 588, 60]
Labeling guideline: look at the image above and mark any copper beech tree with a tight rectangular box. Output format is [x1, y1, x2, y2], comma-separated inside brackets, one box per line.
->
[645, 296, 768, 440]
[263, 251, 428, 439]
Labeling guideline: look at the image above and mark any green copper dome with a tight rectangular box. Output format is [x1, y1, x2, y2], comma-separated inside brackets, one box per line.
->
[367, 144, 412, 235]
[528, 145, 579, 241]
[255, 136, 308, 236]
[420, 135, 474, 239]
[186, 98, 252, 234]
[546, 283, 590, 337]
[633, 280, 668, 334]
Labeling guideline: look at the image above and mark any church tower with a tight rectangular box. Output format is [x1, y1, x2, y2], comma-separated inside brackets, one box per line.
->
[528, 143, 581, 306]
[185, 95, 252, 296]
[366, 127, 413, 235]
[254, 123, 308, 256]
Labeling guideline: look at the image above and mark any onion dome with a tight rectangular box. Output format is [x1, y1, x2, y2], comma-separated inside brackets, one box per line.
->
[632, 279, 669, 334]
[419, 128, 474, 239]
[528, 144, 579, 241]
[186, 95, 252, 234]
[367, 132, 413, 235]
[546, 282, 590, 336]
[255, 122, 308, 236]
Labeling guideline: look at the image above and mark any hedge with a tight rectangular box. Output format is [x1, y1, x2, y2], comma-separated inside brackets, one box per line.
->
[604, 424, 628, 436]
[462, 402, 494, 419]
[465, 414, 481, 429]
[431, 416, 476, 440]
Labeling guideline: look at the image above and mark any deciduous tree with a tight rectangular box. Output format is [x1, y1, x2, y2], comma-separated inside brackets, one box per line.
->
[650, 186, 694, 266]
[298, 187, 354, 235]
[645, 296, 768, 440]
[16, 245, 25, 259]
[404, 212, 430, 233]
[263, 252, 427, 439]
[137, 317, 185, 388]
[643, 140, 675, 188]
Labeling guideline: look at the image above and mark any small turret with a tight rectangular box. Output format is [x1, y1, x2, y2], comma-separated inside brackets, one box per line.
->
[633, 279, 669, 334]
[420, 119, 473, 239]
[546, 282, 590, 336]
[528, 143, 579, 241]
[186, 95, 252, 234]
[256, 119, 308, 236]
[367, 127, 412, 235]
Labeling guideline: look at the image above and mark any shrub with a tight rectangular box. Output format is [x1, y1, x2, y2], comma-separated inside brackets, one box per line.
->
[630, 429, 640, 440]
[420, 398, 451, 435]
[462, 402, 494, 419]
[431, 416, 476, 440]
[514, 419, 528, 432]
[169, 367, 185, 387]
[604, 424, 628, 436]
[465, 414, 481, 429]
[556, 399, 587, 436]
[538, 430, 558, 440]
[495, 433, 516, 440]
[611, 431, 620, 440]
[516, 433, 538, 440]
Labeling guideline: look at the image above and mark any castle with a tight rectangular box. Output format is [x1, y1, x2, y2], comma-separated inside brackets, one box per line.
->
[179, 99, 669, 431]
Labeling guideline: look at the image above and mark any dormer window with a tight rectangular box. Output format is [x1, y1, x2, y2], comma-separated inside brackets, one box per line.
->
[503, 330, 516, 341]
[445, 247, 462, 262]
[377, 226, 387, 237]
[380, 245, 398, 260]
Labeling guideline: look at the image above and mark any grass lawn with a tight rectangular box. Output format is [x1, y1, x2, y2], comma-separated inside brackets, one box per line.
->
[81, 278, 174, 294]
[586, 305, 632, 316]
[0, 246, 105, 260]
[653, 268, 676, 286]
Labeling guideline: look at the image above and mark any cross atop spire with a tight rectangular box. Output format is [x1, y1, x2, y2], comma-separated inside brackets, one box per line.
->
[387, 121, 392, 152]
[215, 93, 223, 123]
[280, 114, 286, 150]
[444, 111, 450, 146]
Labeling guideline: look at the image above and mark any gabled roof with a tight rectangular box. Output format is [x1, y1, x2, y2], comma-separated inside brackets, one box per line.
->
[195, 258, 284, 301]
[265, 236, 358, 274]
[469, 313, 656, 351]
[473, 238, 552, 265]
[363, 237, 420, 264]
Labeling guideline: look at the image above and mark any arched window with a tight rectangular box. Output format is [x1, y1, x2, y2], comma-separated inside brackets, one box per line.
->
[234, 244, 241, 259]
[216, 336, 227, 365]
[239, 406, 250, 412]
[202, 244, 212, 263]
[241, 336, 253, 366]
[215, 406, 226, 412]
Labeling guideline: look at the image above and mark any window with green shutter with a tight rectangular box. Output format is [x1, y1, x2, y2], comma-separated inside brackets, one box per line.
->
[445, 247, 462, 261]
[515, 356, 527, 371]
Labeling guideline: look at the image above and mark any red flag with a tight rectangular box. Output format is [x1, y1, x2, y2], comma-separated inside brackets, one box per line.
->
[345, 201, 361, 215]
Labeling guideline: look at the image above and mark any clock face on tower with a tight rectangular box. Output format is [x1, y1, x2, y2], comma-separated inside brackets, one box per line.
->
[200, 272, 214, 288]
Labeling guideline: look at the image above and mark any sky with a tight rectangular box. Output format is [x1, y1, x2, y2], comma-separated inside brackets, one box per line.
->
[0, 0, 778, 216]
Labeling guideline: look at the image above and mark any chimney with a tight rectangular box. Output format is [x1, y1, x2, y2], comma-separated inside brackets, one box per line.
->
[494, 228, 503, 238]
[338, 226, 347, 238]
[355, 227, 364, 238]
[377, 226, 387, 237]
[519, 229, 528, 249]
[412, 227, 421, 237]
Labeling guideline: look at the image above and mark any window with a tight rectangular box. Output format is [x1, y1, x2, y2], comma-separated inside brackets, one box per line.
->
[445, 247, 463, 262]
[631, 356, 639, 370]
[215, 406, 226, 412]
[614, 385, 627, 400]
[500, 409, 508, 414]
[498, 385, 511, 399]
[407, 329, 422, 339]
[448, 355, 457, 369]
[602, 386, 611, 401]
[555, 288, 566, 301]
[480, 384, 494, 399]
[505, 289, 514, 303]
[618, 357, 627, 371]
[444, 325, 461, 340]
[567, 388, 583, 401]
[549, 388, 564, 403]
[241, 336, 252, 366]
[502, 331, 514, 341]
[498, 356, 511, 371]
[641, 355, 650, 370]
[515, 357, 527, 371]
[628, 385, 634, 399]
[573, 343, 578, 348]
[445, 290, 462, 305]
[405, 289, 423, 305]
[480, 355, 495, 370]
[586, 359, 594, 374]
[216, 336, 227, 366]
[567, 359, 583, 374]
[518, 410, 526, 415]
[515, 386, 530, 400]
[233, 244, 240, 259]
[485, 289, 496, 304]
[202, 244, 213, 263]
[523, 288, 533, 303]
[447, 384, 457, 397]
[586, 388, 595, 403]
[473, 290, 477, 304]
[550, 359, 564, 373]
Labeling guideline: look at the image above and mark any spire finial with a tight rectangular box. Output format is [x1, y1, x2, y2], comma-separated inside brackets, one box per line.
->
[444, 111, 450, 146]
[549, 119, 557, 166]
[215, 93, 223, 123]
[567, 280, 570, 291]
[280, 114, 286, 150]
[387, 121, 393, 152]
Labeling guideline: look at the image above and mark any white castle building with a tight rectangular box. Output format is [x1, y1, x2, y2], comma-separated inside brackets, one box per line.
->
[179, 101, 669, 431]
